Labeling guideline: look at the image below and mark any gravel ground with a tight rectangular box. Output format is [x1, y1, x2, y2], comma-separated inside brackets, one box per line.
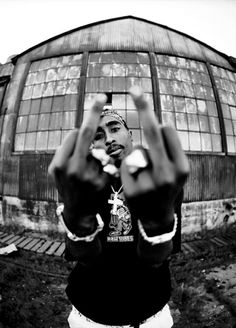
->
[0, 225, 235, 328]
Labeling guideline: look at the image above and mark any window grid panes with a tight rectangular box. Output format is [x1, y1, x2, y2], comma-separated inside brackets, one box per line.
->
[211, 65, 236, 153]
[155, 55, 222, 152]
[15, 55, 82, 151]
[85, 52, 154, 147]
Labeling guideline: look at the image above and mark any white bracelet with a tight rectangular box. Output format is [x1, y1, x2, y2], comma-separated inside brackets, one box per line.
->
[137, 214, 178, 245]
[56, 204, 104, 242]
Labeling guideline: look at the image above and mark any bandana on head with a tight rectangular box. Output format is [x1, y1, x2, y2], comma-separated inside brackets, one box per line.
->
[101, 108, 129, 130]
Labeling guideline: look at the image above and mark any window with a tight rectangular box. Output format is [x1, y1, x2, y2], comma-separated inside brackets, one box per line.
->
[155, 55, 222, 152]
[211, 65, 236, 153]
[0, 76, 10, 138]
[15, 55, 82, 151]
[85, 52, 154, 146]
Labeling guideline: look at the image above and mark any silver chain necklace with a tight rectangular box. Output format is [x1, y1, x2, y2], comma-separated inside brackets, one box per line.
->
[108, 185, 123, 215]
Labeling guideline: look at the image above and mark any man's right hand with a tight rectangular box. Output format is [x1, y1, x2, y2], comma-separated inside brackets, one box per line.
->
[48, 94, 110, 235]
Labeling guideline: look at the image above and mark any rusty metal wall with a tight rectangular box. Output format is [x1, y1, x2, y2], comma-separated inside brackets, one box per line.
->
[1, 153, 234, 203]
[18, 154, 56, 201]
[184, 154, 236, 202]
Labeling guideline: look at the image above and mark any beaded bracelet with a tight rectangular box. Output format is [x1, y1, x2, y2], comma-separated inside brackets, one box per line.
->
[56, 204, 104, 242]
[137, 214, 178, 245]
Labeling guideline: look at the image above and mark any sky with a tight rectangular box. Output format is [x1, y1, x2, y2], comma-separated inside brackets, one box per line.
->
[0, 0, 236, 64]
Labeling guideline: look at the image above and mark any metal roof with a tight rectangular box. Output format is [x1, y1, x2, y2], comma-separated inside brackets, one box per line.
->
[13, 16, 233, 69]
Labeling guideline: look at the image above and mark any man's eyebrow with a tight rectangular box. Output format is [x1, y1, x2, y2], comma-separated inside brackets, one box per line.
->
[105, 120, 122, 127]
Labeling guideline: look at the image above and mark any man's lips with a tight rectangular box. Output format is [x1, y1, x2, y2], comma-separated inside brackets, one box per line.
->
[107, 145, 123, 156]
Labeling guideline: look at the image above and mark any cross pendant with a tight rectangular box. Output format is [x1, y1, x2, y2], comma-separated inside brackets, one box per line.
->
[108, 192, 123, 215]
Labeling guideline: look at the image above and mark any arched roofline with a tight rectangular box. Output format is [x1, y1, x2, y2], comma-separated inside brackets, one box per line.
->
[11, 15, 233, 65]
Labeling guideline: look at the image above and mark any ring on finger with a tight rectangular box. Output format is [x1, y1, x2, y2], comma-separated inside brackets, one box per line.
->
[91, 148, 119, 177]
[125, 148, 149, 175]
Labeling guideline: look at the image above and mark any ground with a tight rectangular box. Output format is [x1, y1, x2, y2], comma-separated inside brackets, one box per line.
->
[0, 225, 235, 328]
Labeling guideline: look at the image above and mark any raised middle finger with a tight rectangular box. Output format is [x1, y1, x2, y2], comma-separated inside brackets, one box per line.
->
[72, 93, 107, 163]
[129, 86, 167, 159]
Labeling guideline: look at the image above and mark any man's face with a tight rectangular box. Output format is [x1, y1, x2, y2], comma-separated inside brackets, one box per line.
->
[93, 116, 133, 165]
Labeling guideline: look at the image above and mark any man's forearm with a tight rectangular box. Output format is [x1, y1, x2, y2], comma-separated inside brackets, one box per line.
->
[64, 236, 102, 263]
[136, 216, 175, 265]
[137, 237, 173, 265]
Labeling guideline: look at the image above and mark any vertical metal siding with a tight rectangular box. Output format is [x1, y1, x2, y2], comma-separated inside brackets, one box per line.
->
[19, 154, 56, 201]
[184, 154, 236, 202]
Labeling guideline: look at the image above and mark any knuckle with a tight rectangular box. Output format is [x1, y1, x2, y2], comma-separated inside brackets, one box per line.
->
[145, 125, 158, 140]
[80, 125, 94, 141]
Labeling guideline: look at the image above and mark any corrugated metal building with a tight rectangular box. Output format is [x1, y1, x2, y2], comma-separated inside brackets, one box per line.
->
[0, 16, 236, 235]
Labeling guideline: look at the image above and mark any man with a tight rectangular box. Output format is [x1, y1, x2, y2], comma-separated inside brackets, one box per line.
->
[48, 86, 189, 327]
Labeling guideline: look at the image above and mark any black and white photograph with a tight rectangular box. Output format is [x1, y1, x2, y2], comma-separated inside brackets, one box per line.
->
[0, 0, 235, 327]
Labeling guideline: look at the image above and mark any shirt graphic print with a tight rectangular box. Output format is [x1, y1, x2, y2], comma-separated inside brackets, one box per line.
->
[107, 192, 134, 243]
